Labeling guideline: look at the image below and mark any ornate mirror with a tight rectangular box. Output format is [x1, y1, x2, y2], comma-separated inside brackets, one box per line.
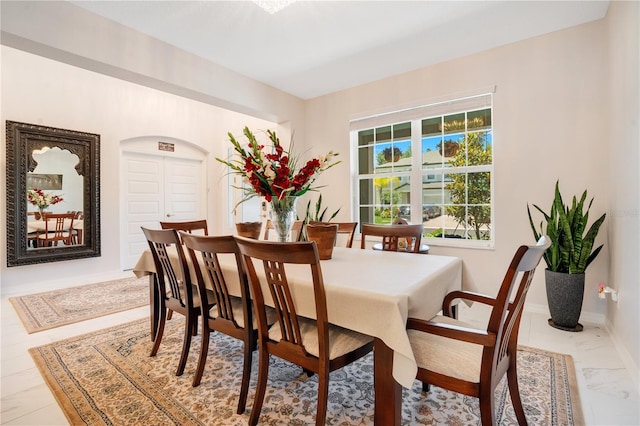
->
[6, 121, 101, 266]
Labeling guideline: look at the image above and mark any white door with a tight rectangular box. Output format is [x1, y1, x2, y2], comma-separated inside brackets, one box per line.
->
[121, 152, 205, 270]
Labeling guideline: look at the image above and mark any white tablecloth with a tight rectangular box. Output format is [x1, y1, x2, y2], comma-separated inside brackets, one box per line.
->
[133, 246, 466, 388]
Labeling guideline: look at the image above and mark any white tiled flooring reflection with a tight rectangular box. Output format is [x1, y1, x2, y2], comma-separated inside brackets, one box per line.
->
[1, 292, 638, 425]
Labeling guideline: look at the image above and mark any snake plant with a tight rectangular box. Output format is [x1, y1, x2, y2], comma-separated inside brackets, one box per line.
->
[527, 181, 606, 274]
[298, 194, 341, 241]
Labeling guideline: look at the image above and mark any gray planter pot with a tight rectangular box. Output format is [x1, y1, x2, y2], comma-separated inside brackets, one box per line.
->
[545, 269, 585, 332]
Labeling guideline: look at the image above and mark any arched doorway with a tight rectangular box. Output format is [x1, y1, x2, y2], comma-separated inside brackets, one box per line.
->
[120, 136, 208, 270]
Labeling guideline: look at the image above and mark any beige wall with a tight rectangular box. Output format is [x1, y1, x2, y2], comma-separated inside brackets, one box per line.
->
[301, 1, 638, 376]
[304, 18, 610, 314]
[604, 0, 640, 375]
[0, 46, 278, 292]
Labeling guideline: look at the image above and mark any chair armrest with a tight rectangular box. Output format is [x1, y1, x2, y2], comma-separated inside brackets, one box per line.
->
[442, 290, 497, 316]
[407, 317, 496, 347]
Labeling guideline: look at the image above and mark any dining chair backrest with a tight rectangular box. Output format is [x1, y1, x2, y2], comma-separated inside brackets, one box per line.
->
[360, 223, 423, 253]
[181, 233, 251, 330]
[160, 219, 209, 236]
[263, 219, 304, 241]
[236, 238, 326, 353]
[38, 213, 75, 246]
[141, 227, 192, 309]
[484, 236, 551, 369]
[307, 221, 357, 248]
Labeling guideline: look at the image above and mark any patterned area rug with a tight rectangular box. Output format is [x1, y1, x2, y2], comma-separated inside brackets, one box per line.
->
[10, 276, 148, 333]
[30, 318, 584, 425]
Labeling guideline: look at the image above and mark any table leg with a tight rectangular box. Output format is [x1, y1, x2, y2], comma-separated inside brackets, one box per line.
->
[374, 338, 402, 425]
[149, 273, 159, 341]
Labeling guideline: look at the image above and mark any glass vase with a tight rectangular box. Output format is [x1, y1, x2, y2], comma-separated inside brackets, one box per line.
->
[269, 196, 298, 242]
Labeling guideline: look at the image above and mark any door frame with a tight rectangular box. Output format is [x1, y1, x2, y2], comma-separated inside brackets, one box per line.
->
[119, 136, 208, 270]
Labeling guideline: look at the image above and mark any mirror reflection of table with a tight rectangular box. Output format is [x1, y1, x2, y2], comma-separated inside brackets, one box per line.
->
[134, 246, 470, 425]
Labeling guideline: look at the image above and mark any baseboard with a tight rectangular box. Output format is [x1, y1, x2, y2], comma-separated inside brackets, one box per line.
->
[606, 318, 640, 390]
[3, 270, 138, 297]
[524, 302, 606, 324]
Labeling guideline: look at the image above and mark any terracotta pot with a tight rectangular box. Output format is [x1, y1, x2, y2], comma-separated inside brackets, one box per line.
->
[235, 221, 262, 239]
[305, 223, 338, 260]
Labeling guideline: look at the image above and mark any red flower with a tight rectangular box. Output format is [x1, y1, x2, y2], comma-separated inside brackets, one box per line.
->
[216, 126, 340, 205]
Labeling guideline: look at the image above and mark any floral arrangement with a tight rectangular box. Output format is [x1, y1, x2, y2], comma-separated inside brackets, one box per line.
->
[27, 188, 64, 209]
[216, 126, 340, 203]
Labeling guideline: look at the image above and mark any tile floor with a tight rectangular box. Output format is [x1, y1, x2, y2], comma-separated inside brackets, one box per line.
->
[1, 286, 638, 425]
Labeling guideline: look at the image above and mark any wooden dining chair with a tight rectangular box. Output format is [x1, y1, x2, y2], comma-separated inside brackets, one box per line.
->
[159, 219, 208, 319]
[36, 213, 75, 247]
[360, 223, 423, 253]
[141, 227, 202, 376]
[180, 233, 274, 414]
[263, 219, 304, 241]
[406, 236, 550, 426]
[235, 237, 374, 426]
[308, 221, 357, 248]
[160, 219, 209, 236]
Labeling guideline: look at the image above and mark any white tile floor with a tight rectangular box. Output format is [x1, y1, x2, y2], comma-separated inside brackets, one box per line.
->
[1, 291, 638, 425]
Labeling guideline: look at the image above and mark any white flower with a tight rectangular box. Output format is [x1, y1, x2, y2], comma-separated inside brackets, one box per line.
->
[263, 163, 276, 180]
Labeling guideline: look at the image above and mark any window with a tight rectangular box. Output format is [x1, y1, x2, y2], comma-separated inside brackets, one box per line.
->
[352, 93, 493, 247]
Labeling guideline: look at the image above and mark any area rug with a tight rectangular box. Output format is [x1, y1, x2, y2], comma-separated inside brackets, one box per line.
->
[29, 317, 583, 425]
[10, 276, 148, 333]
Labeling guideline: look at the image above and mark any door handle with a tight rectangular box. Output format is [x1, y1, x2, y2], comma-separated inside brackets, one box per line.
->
[166, 214, 173, 217]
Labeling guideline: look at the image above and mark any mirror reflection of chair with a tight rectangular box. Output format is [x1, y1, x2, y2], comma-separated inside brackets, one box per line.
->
[263, 219, 304, 241]
[141, 227, 202, 377]
[36, 213, 75, 247]
[360, 223, 424, 253]
[235, 238, 374, 426]
[307, 221, 357, 248]
[406, 236, 551, 425]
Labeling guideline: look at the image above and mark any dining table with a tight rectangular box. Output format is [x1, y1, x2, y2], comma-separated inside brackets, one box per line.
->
[133, 244, 469, 425]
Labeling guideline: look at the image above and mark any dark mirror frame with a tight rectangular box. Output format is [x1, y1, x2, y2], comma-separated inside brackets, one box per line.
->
[6, 121, 101, 266]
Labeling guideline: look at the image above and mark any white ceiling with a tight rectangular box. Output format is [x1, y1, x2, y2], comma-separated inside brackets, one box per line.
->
[70, 1, 610, 100]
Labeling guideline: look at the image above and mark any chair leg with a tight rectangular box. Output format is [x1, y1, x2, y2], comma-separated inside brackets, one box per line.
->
[508, 359, 528, 425]
[315, 367, 330, 426]
[249, 349, 270, 426]
[421, 381, 430, 392]
[167, 309, 173, 320]
[192, 320, 210, 387]
[478, 385, 497, 426]
[176, 313, 194, 376]
[236, 337, 254, 414]
[150, 308, 167, 356]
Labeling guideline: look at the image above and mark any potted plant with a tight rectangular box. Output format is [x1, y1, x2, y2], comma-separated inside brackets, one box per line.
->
[527, 181, 606, 331]
[299, 194, 341, 241]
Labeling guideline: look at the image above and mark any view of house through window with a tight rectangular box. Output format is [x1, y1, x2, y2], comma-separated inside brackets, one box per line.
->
[353, 94, 493, 246]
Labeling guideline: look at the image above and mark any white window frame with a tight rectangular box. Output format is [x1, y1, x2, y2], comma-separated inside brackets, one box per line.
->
[351, 92, 494, 249]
